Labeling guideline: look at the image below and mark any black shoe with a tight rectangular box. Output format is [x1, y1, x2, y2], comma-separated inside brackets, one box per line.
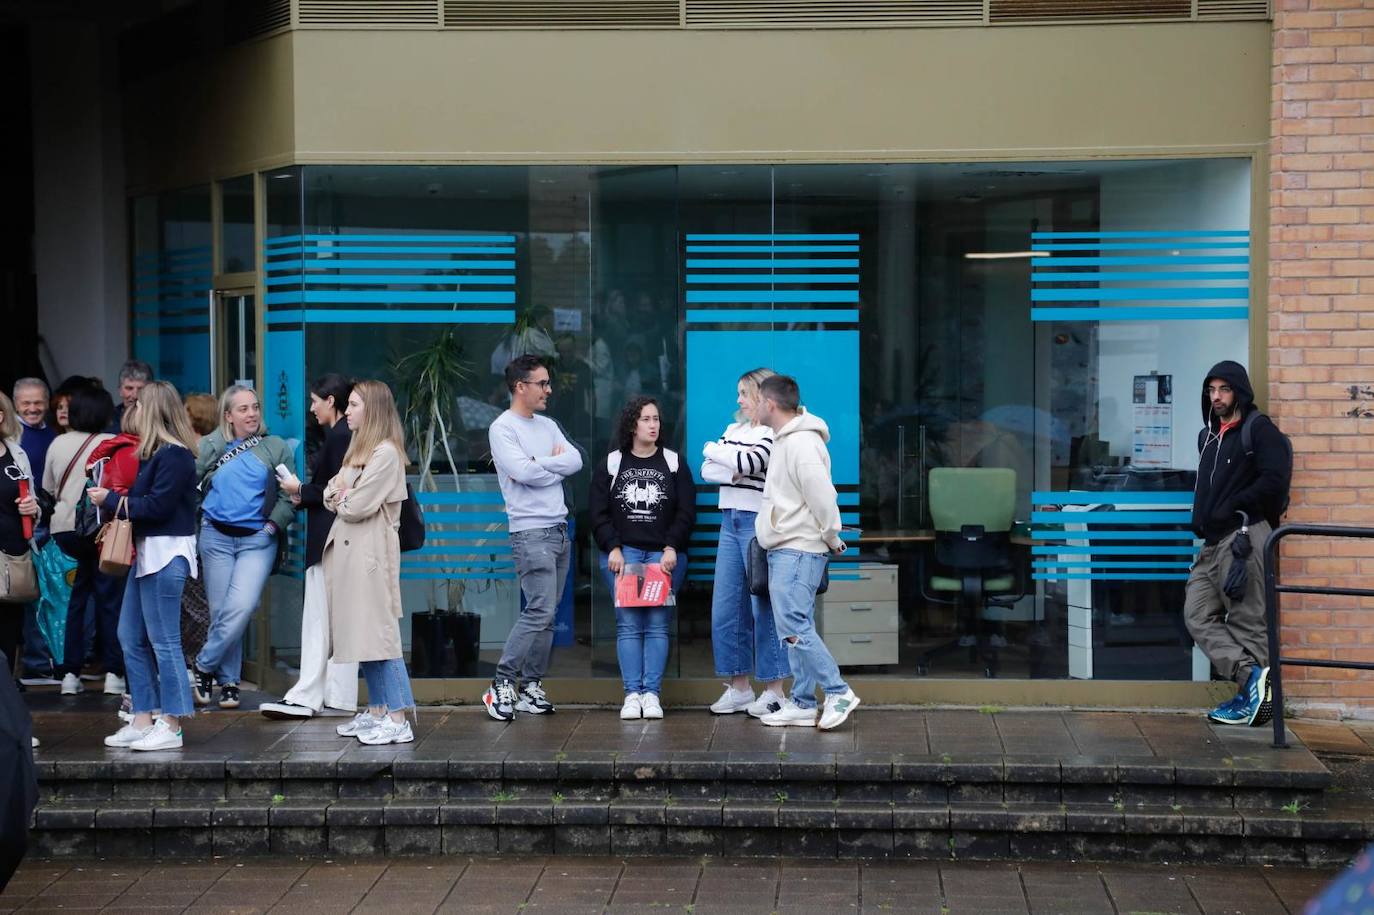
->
[192, 667, 214, 706]
[260, 700, 314, 720]
[516, 680, 555, 715]
[218, 685, 241, 709]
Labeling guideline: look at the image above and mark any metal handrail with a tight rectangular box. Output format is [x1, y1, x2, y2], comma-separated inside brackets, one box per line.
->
[1265, 523, 1374, 748]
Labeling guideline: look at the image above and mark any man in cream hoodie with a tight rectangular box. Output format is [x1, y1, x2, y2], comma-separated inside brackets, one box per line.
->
[753, 375, 860, 731]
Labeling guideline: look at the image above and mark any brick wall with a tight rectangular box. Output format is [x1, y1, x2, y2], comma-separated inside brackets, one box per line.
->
[1268, 0, 1374, 718]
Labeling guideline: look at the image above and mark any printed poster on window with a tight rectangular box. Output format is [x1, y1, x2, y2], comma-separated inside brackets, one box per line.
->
[1131, 373, 1173, 469]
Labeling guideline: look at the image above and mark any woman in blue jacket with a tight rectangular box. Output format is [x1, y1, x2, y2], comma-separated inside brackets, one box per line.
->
[89, 381, 199, 752]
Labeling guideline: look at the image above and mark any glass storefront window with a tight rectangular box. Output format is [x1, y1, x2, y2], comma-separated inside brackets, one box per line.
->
[186, 156, 1253, 687]
[219, 174, 255, 274]
[131, 184, 213, 397]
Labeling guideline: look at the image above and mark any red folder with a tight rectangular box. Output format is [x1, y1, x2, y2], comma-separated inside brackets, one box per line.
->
[614, 563, 674, 608]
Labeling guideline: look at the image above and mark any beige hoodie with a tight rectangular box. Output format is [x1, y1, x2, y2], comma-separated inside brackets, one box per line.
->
[754, 408, 843, 554]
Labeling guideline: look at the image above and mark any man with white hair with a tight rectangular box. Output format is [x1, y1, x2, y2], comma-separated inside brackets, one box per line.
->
[109, 360, 153, 432]
[12, 378, 54, 491]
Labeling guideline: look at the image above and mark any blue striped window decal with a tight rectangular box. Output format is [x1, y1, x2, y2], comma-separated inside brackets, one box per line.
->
[1030, 230, 1250, 323]
[684, 233, 860, 326]
[395, 488, 518, 582]
[1031, 490, 1199, 581]
[263, 232, 517, 326]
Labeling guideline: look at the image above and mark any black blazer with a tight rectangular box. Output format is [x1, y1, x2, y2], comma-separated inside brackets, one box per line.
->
[298, 421, 352, 568]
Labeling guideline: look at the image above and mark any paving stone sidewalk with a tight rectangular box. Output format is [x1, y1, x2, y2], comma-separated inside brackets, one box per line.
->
[23, 702, 1350, 762]
[0, 856, 1341, 914]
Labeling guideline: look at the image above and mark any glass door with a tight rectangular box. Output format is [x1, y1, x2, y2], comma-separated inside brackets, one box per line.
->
[210, 288, 257, 393]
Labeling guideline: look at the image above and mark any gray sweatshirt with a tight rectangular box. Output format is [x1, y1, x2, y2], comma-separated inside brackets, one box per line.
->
[488, 410, 584, 533]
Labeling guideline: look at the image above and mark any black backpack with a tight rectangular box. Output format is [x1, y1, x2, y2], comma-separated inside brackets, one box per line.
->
[1198, 410, 1293, 529]
[398, 484, 426, 553]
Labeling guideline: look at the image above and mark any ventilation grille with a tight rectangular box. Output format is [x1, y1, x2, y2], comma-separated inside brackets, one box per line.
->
[227, 0, 292, 42]
[297, 0, 439, 26]
[990, 0, 1190, 21]
[445, 0, 681, 27]
[1196, 0, 1269, 18]
[685, 0, 985, 26]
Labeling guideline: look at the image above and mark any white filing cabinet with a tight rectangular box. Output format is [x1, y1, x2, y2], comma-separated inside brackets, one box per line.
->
[817, 563, 900, 667]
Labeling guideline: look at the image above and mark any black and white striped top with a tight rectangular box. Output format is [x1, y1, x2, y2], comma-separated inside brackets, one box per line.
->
[700, 420, 773, 513]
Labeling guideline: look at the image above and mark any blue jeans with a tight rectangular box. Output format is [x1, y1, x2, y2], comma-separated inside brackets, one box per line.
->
[55, 533, 125, 677]
[361, 657, 415, 713]
[21, 603, 53, 677]
[196, 522, 276, 686]
[599, 545, 686, 696]
[710, 509, 789, 682]
[119, 557, 194, 717]
[768, 548, 847, 710]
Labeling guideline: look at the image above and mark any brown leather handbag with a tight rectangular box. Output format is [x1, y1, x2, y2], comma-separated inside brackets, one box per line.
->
[96, 497, 134, 577]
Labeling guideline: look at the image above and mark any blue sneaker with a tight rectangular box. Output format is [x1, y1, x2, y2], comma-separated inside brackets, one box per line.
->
[1209, 667, 1271, 727]
[1205, 691, 1245, 724]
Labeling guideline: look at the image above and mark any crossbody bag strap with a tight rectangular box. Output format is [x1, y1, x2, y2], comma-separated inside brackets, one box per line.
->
[199, 435, 262, 491]
[58, 434, 100, 495]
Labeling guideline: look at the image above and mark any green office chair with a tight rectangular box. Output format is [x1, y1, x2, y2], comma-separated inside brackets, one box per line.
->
[917, 467, 1024, 678]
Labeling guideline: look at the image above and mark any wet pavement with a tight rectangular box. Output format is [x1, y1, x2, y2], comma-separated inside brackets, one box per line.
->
[0, 856, 1342, 914]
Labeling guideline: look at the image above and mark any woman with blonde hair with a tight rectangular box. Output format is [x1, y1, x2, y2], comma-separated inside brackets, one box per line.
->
[89, 381, 199, 751]
[701, 367, 790, 718]
[325, 380, 416, 745]
[192, 384, 295, 709]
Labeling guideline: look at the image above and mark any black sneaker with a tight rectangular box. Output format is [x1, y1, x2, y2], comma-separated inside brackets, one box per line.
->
[516, 680, 555, 715]
[483, 678, 516, 721]
[218, 685, 241, 709]
[260, 700, 314, 720]
[192, 667, 214, 706]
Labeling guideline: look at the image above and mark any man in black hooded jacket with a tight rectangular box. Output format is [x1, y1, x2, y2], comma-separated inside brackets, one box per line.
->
[1185, 360, 1291, 727]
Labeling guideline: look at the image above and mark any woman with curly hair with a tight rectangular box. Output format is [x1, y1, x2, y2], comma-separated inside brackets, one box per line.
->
[589, 396, 695, 720]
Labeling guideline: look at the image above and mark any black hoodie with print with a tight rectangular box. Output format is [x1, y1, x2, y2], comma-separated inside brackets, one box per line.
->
[1190, 360, 1292, 544]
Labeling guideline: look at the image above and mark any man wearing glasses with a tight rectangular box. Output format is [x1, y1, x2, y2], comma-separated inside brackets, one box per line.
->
[484, 355, 582, 721]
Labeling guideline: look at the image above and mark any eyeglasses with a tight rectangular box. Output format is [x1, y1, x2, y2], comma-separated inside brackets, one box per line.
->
[520, 379, 553, 390]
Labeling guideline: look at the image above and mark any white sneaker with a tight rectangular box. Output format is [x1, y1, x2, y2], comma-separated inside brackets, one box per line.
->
[760, 698, 818, 727]
[105, 723, 154, 748]
[60, 673, 81, 695]
[131, 718, 183, 751]
[357, 717, 414, 745]
[640, 693, 664, 719]
[817, 688, 861, 731]
[103, 673, 126, 696]
[336, 712, 384, 737]
[620, 693, 642, 720]
[709, 684, 755, 714]
[747, 688, 785, 719]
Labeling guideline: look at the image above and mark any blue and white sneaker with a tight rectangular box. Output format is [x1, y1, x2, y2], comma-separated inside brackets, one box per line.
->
[1205, 692, 1244, 724]
[1209, 666, 1271, 727]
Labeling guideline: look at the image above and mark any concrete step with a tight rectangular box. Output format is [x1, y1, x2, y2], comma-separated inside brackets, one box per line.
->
[28, 706, 1356, 865]
[30, 746, 1358, 865]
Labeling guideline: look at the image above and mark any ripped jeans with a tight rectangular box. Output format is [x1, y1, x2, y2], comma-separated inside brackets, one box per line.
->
[766, 548, 847, 710]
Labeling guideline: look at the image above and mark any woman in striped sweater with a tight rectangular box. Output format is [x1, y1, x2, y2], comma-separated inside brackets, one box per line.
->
[701, 367, 790, 718]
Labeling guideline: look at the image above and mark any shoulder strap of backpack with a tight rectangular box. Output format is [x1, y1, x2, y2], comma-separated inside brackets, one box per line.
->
[663, 448, 679, 474]
[606, 451, 621, 479]
[1240, 410, 1261, 456]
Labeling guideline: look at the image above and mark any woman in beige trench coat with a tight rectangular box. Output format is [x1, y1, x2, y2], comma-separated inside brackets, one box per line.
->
[322, 380, 417, 745]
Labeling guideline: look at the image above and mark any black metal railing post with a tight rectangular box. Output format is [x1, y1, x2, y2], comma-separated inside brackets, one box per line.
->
[1264, 523, 1374, 749]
